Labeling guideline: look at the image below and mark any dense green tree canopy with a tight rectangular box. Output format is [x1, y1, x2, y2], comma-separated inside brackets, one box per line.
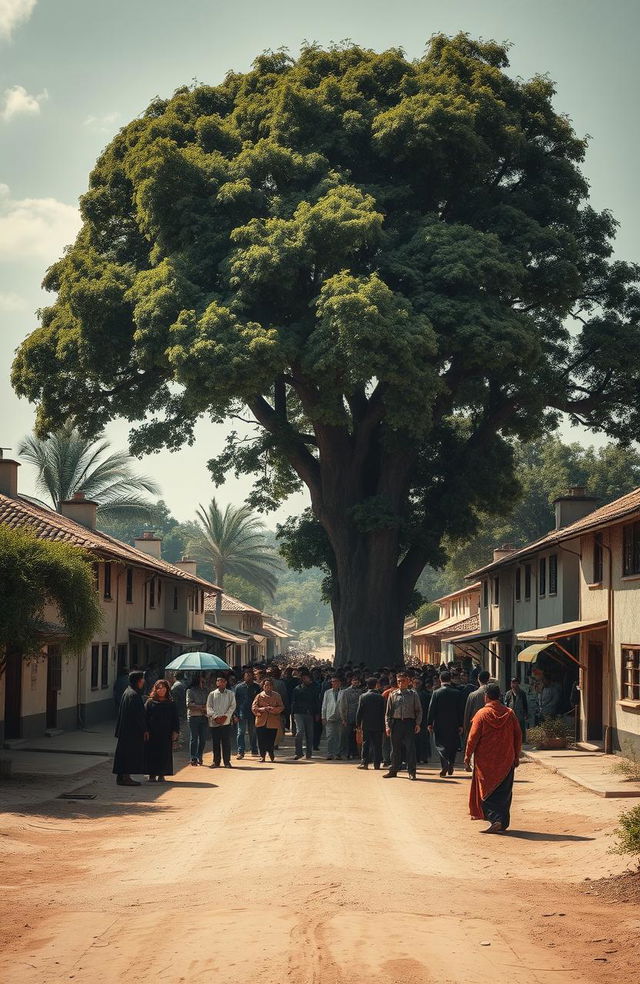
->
[0, 526, 103, 663]
[12, 34, 640, 664]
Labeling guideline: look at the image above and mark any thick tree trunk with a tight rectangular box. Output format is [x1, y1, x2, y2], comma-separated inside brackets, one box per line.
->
[331, 535, 408, 670]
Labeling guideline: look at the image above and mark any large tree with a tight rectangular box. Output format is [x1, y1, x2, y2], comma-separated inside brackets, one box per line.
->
[11, 36, 640, 666]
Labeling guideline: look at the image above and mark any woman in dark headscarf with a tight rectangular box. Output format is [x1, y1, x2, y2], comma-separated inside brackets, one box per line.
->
[113, 671, 147, 787]
[144, 679, 180, 782]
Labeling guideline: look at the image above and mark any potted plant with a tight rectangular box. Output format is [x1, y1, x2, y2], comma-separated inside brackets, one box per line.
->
[527, 716, 573, 750]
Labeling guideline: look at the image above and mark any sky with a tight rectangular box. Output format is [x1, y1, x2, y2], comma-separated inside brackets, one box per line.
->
[1, 0, 639, 527]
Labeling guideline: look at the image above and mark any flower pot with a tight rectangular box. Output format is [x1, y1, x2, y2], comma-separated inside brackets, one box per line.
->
[538, 737, 567, 750]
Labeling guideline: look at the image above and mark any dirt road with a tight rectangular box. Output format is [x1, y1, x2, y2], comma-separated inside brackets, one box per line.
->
[1, 742, 639, 984]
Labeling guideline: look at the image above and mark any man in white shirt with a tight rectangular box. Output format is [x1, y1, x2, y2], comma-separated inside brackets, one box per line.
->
[321, 675, 344, 760]
[206, 675, 237, 768]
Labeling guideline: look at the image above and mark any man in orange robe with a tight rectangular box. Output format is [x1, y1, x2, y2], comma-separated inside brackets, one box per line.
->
[464, 683, 522, 833]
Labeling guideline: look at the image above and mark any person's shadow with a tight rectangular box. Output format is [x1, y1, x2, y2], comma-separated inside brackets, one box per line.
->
[505, 831, 595, 841]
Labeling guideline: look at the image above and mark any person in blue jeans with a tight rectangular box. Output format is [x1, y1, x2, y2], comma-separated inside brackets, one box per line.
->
[234, 668, 260, 758]
[291, 668, 320, 759]
[186, 674, 209, 765]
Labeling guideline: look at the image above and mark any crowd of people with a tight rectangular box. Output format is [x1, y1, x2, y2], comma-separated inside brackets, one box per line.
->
[113, 659, 525, 834]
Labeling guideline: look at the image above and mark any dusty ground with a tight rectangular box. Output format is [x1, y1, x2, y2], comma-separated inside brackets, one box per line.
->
[1, 740, 639, 984]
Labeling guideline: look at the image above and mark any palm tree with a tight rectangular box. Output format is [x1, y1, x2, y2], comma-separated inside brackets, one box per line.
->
[18, 425, 160, 525]
[189, 498, 282, 600]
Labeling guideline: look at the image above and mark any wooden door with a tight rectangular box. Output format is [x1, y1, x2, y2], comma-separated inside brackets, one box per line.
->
[587, 642, 603, 741]
[4, 648, 23, 739]
[46, 646, 61, 729]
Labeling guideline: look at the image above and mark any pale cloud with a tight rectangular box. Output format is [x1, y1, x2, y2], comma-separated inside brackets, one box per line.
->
[0, 290, 26, 310]
[1, 84, 47, 122]
[0, 0, 37, 41]
[0, 184, 81, 261]
[84, 111, 119, 133]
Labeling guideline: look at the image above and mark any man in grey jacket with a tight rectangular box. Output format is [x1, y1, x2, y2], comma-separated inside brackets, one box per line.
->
[463, 669, 491, 736]
[383, 672, 422, 780]
[321, 675, 344, 760]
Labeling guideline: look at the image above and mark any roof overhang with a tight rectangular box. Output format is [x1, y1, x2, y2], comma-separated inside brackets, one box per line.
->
[195, 625, 249, 646]
[516, 619, 607, 642]
[447, 628, 512, 645]
[129, 628, 200, 648]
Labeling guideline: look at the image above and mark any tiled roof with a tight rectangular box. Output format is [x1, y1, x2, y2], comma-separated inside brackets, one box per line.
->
[433, 582, 481, 604]
[413, 611, 480, 639]
[467, 486, 640, 579]
[0, 492, 220, 591]
[204, 591, 262, 615]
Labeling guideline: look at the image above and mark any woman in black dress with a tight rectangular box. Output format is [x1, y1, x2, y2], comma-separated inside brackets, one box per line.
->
[145, 679, 180, 782]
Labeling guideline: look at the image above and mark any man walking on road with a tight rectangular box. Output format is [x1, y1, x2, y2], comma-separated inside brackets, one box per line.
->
[427, 670, 464, 777]
[465, 683, 522, 833]
[113, 670, 148, 786]
[340, 673, 366, 759]
[321, 675, 344, 760]
[504, 677, 529, 741]
[463, 669, 491, 736]
[356, 677, 385, 770]
[206, 675, 236, 768]
[234, 668, 260, 759]
[292, 668, 320, 760]
[383, 671, 422, 780]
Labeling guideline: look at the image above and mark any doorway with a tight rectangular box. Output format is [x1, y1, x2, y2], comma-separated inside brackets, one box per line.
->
[46, 646, 62, 729]
[587, 642, 603, 741]
[4, 648, 23, 739]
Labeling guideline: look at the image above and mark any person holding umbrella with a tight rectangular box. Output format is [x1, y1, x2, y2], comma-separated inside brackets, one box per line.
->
[166, 652, 233, 766]
[144, 679, 180, 782]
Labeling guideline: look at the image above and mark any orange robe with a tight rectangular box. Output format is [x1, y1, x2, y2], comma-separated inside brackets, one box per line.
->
[465, 700, 522, 820]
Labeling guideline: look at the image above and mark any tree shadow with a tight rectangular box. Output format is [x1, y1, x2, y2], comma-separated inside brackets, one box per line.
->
[505, 830, 595, 842]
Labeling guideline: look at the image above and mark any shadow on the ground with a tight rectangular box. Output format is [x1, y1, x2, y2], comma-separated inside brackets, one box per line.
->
[505, 830, 595, 842]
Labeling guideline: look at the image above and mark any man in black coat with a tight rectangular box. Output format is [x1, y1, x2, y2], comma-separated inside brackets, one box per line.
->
[355, 677, 385, 770]
[427, 670, 464, 777]
[113, 671, 148, 786]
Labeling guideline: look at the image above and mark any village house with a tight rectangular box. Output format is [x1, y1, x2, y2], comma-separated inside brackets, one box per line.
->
[411, 583, 481, 665]
[0, 457, 220, 742]
[460, 485, 640, 757]
[202, 592, 291, 666]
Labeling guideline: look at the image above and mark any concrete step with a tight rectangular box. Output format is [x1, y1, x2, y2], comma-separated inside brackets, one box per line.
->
[2, 738, 28, 749]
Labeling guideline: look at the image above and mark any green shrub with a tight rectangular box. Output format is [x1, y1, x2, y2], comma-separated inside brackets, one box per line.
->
[610, 805, 640, 859]
[527, 716, 573, 748]
[610, 756, 640, 783]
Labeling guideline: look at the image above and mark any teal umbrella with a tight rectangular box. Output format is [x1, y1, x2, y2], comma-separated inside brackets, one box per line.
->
[165, 651, 232, 672]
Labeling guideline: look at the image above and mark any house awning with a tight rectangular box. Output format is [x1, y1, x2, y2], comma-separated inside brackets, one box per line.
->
[129, 628, 200, 648]
[196, 625, 248, 645]
[447, 628, 512, 645]
[262, 622, 291, 639]
[517, 642, 553, 663]
[516, 619, 607, 642]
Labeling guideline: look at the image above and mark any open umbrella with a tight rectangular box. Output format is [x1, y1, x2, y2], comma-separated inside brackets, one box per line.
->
[165, 651, 232, 672]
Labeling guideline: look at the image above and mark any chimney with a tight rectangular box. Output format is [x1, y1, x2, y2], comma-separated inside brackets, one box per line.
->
[554, 487, 600, 530]
[134, 530, 163, 559]
[0, 455, 20, 497]
[59, 491, 98, 530]
[493, 543, 517, 562]
[174, 557, 197, 577]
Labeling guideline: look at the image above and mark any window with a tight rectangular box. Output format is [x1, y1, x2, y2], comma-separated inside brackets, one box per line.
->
[131, 642, 139, 666]
[622, 646, 640, 701]
[92, 562, 100, 591]
[524, 565, 531, 601]
[149, 578, 155, 609]
[188, 592, 194, 612]
[515, 568, 521, 602]
[158, 579, 162, 602]
[91, 644, 99, 689]
[492, 576, 500, 606]
[623, 521, 640, 576]
[539, 557, 546, 597]
[101, 643, 109, 688]
[483, 580, 489, 608]
[173, 587, 178, 611]
[549, 554, 558, 595]
[200, 590, 204, 613]
[126, 568, 133, 603]
[103, 562, 112, 600]
[593, 534, 603, 584]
